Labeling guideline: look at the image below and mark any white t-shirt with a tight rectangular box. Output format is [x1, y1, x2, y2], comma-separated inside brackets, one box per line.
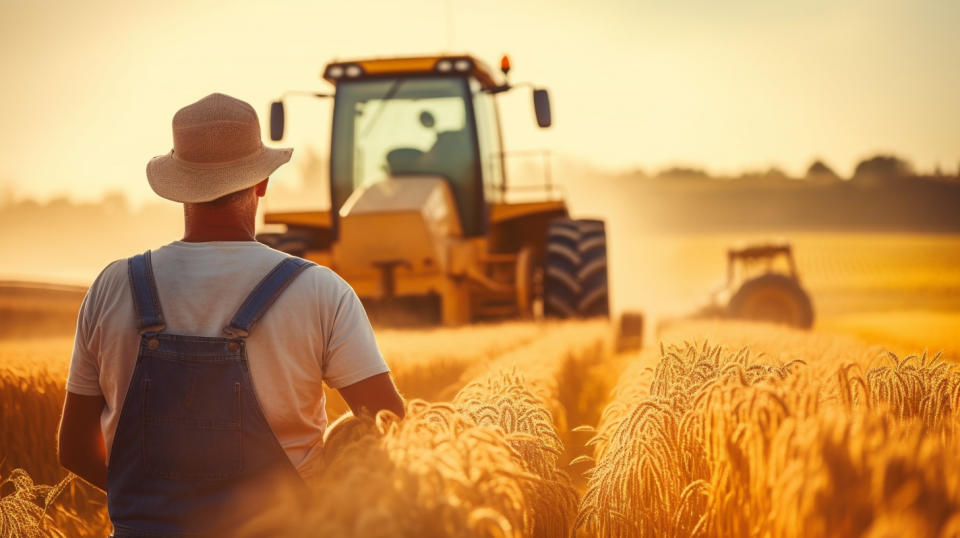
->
[67, 240, 389, 473]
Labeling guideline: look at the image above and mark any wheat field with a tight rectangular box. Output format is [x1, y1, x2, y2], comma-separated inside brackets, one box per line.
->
[2, 233, 960, 537]
[578, 321, 960, 537]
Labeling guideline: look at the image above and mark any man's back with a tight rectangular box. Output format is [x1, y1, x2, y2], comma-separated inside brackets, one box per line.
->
[67, 240, 388, 476]
[58, 92, 404, 536]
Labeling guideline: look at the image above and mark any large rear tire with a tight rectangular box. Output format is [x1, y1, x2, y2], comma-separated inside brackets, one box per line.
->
[727, 273, 814, 329]
[543, 218, 610, 318]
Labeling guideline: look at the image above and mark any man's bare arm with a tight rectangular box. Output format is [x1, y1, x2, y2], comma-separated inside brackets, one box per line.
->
[58, 392, 108, 491]
[337, 373, 405, 419]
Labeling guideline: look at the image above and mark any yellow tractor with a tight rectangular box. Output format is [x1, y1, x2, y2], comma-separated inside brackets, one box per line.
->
[697, 242, 814, 329]
[259, 55, 609, 325]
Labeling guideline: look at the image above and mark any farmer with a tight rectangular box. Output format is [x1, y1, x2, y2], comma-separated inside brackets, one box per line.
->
[57, 93, 404, 536]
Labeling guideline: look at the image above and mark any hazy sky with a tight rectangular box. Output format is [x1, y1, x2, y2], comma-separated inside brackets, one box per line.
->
[1, 0, 958, 203]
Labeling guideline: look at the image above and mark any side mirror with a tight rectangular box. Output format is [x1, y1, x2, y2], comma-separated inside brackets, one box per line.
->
[533, 89, 551, 128]
[269, 101, 285, 141]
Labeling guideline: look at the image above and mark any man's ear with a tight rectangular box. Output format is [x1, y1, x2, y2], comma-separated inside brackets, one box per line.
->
[255, 178, 269, 197]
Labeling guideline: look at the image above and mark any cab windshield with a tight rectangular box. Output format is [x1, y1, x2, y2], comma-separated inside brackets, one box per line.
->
[330, 77, 483, 235]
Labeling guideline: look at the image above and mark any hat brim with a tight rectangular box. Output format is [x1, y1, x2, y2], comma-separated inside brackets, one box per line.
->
[146, 146, 293, 203]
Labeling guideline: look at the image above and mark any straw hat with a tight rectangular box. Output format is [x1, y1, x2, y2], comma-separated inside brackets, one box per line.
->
[146, 93, 293, 203]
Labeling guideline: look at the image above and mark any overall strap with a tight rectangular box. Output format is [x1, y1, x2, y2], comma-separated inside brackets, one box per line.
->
[224, 257, 315, 338]
[127, 251, 166, 334]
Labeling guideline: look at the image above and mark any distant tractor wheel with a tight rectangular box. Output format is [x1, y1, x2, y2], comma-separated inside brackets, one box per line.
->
[727, 273, 814, 329]
[543, 218, 610, 318]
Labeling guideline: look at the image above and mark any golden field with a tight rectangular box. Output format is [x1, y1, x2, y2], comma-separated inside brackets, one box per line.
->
[2, 233, 960, 537]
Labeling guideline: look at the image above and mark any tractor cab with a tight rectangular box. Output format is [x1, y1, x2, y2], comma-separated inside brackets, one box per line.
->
[269, 56, 551, 240]
[261, 54, 608, 325]
[725, 243, 799, 288]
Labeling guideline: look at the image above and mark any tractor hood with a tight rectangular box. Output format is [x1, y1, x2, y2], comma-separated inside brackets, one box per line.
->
[334, 177, 462, 278]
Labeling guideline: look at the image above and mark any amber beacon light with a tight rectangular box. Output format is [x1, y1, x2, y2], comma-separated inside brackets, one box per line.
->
[500, 54, 511, 76]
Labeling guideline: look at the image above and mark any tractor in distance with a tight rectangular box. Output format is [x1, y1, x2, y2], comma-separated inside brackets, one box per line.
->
[259, 54, 610, 326]
[696, 242, 815, 329]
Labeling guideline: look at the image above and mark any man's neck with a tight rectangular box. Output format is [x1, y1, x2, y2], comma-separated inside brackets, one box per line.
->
[181, 227, 256, 242]
[181, 212, 257, 242]
[181, 197, 260, 242]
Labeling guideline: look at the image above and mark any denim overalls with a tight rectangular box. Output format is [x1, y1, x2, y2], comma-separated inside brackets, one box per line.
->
[108, 251, 315, 537]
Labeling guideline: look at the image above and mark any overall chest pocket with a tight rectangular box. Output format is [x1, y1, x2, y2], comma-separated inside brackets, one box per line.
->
[142, 360, 244, 480]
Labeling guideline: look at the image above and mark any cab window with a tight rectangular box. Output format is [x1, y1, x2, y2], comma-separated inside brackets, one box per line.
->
[331, 77, 486, 236]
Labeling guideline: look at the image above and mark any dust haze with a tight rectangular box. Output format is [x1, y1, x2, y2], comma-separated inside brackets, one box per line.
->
[2, 152, 958, 324]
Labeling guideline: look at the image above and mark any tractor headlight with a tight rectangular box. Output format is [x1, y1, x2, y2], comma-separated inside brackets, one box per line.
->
[325, 63, 364, 79]
[435, 59, 453, 72]
[453, 59, 472, 72]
